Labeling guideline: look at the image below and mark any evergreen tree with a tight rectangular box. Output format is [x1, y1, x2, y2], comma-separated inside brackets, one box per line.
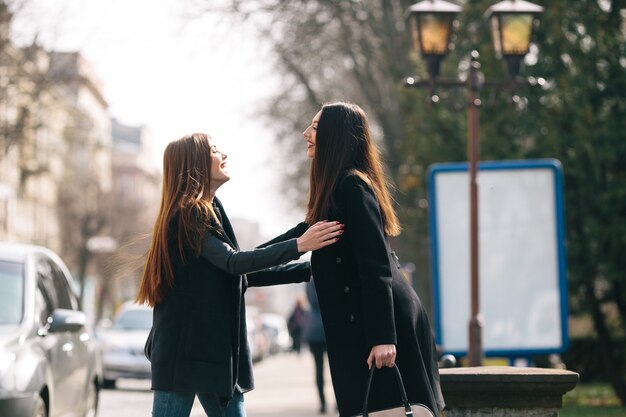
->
[402, 0, 626, 402]
[525, 0, 626, 402]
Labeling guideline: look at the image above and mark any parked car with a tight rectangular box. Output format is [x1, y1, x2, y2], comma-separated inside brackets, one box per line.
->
[261, 313, 291, 355]
[0, 242, 102, 417]
[98, 302, 152, 388]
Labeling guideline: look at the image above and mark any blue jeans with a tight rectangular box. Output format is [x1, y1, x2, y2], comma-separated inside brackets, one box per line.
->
[152, 390, 246, 417]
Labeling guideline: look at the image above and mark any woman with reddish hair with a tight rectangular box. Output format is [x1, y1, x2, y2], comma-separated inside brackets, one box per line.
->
[136, 133, 342, 417]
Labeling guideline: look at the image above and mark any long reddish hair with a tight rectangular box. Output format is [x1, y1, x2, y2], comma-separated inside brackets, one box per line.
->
[136, 133, 218, 306]
[306, 102, 400, 236]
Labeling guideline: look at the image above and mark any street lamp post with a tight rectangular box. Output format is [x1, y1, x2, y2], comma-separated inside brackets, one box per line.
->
[406, 0, 543, 367]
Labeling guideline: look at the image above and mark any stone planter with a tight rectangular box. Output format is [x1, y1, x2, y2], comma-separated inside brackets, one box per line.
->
[440, 366, 579, 417]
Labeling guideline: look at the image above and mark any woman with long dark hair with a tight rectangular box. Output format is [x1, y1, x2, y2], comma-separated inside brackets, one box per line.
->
[264, 103, 445, 416]
[136, 133, 342, 417]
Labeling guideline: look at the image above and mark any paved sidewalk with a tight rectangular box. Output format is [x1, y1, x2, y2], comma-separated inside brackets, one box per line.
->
[192, 351, 337, 417]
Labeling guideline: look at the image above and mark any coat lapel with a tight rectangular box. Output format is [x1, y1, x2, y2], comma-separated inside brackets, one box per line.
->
[212, 197, 239, 250]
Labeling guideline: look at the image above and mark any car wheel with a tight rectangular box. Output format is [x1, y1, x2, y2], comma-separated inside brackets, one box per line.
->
[103, 378, 116, 389]
[84, 379, 99, 417]
[32, 394, 47, 417]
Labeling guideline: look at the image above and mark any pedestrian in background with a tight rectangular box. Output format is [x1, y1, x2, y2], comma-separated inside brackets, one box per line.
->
[261, 103, 445, 417]
[287, 297, 307, 354]
[304, 279, 329, 414]
[136, 133, 342, 417]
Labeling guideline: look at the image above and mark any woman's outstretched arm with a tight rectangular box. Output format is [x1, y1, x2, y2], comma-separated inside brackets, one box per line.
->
[257, 222, 310, 248]
[247, 262, 311, 287]
[202, 221, 341, 275]
[202, 234, 300, 275]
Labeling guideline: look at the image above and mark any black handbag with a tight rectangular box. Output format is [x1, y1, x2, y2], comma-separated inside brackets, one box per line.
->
[352, 364, 435, 417]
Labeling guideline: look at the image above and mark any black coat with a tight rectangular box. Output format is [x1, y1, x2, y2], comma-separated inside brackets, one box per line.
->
[264, 173, 445, 416]
[148, 198, 310, 397]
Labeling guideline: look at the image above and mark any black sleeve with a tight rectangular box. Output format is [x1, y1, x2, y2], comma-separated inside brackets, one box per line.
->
[201, 233, 301, 275]
[340, 175, 397, 346]
[257, 222, 310, 248]
[247, 262, 311, 287]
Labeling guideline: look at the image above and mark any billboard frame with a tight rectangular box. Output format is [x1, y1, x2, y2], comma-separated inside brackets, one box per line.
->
[427, 159, 569, 358]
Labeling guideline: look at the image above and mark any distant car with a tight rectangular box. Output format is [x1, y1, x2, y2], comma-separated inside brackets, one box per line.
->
[246, 306, 270, 362]
[0, 242, 102, 417]
[261, 313, 291, 355]
[99, 302, 152, 388]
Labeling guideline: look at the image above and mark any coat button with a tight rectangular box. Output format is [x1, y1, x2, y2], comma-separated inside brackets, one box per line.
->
[344, 285, 350, 293]
[335, 257, 342, 264]
[349, 314, 355, 322]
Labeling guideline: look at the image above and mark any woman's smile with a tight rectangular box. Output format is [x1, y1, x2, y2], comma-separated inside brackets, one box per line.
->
[303, 110, 321, 159]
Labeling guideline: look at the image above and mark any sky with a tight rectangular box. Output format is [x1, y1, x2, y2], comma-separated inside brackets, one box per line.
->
[13, 0, 305, 238]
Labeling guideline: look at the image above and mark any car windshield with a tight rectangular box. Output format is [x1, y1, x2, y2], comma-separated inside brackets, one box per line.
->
[113, 309, 152, 331]
[0, 261, 24, 325]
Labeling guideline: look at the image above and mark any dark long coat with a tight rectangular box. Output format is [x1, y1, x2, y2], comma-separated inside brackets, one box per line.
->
[265, 173, 445, 416]
[148, 197, 310, 397]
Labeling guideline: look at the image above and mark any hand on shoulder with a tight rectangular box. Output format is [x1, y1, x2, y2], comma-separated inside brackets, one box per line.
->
[296, 221, 344, 252]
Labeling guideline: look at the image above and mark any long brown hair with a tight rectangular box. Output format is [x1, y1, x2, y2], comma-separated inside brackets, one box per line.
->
[136, 133, 218, 306]
[305, 102, 400, 236]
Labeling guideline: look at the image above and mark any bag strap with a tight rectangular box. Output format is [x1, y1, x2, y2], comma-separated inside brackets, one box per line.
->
[362, 364, 413, 417]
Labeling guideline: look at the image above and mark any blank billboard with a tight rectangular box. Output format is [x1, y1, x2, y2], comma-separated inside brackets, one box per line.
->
[427, 159, 568, 357]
